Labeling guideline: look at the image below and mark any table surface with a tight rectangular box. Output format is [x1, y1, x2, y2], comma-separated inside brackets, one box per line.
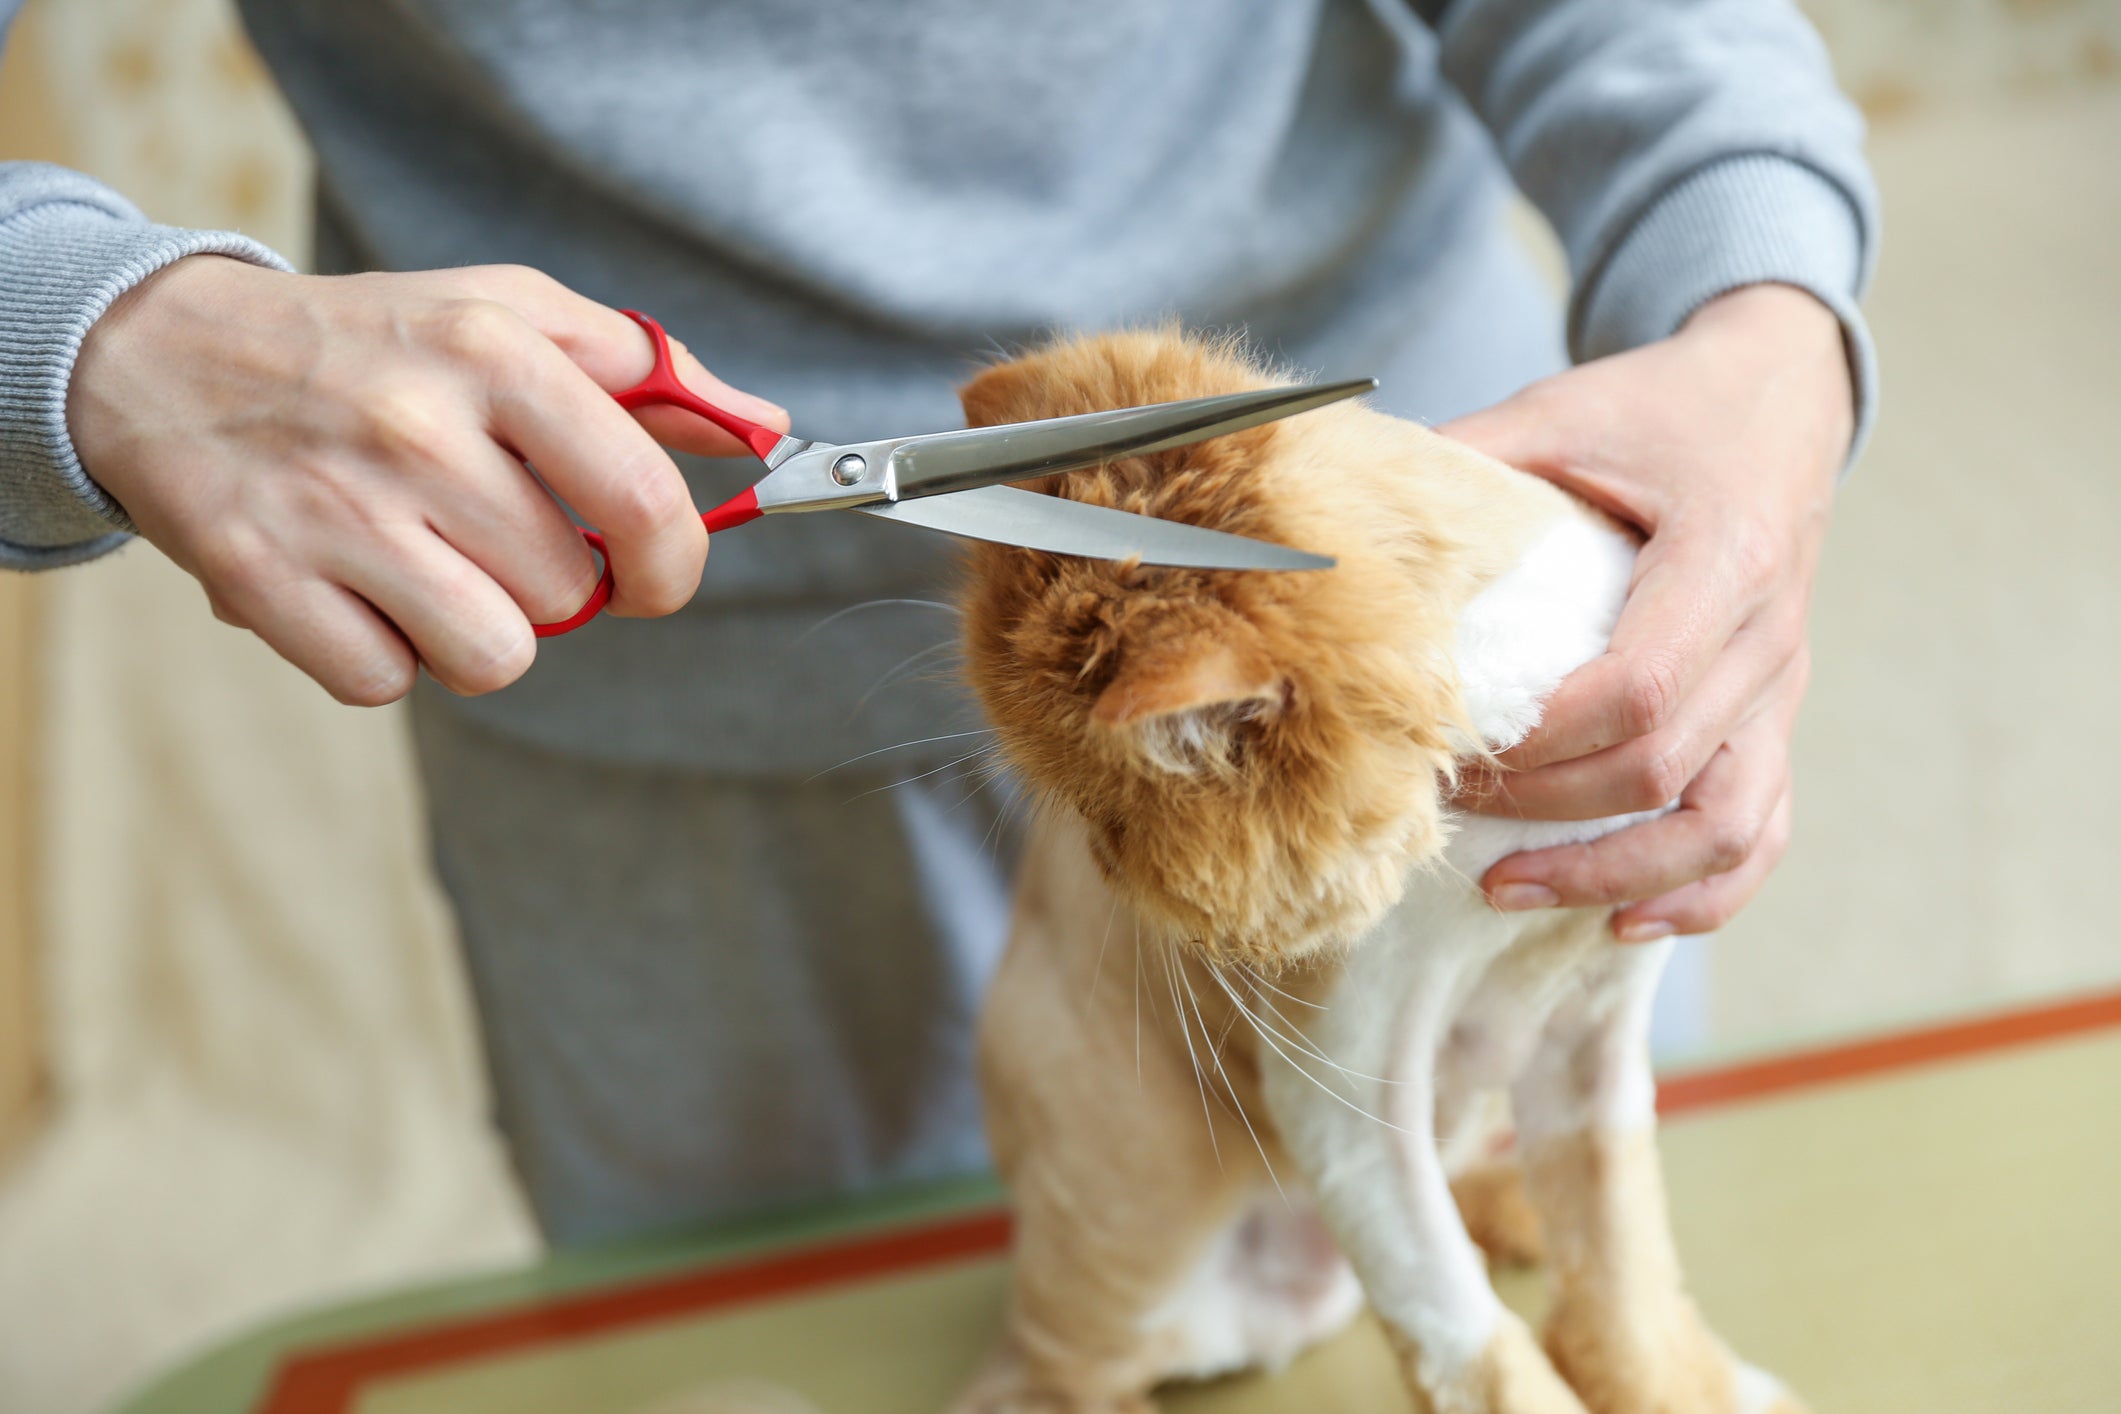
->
[117, 988, 2121, 1414]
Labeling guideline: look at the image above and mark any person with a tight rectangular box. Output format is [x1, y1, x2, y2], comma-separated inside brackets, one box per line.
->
[0, 1, 1875, 1246]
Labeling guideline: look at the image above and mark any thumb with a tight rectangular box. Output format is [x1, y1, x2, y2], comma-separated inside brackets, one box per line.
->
[1435, 385, 1553, 472]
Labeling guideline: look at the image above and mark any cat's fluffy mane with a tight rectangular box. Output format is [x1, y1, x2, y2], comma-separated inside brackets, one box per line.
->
[956, 329, 1528, 968]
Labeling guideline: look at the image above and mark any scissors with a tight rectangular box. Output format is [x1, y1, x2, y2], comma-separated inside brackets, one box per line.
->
[533, 312, 1374, 637]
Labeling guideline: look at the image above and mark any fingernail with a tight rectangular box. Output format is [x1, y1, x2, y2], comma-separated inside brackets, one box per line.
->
[1615, 919, 1676, 944]
[1491, 883, 1560, 912]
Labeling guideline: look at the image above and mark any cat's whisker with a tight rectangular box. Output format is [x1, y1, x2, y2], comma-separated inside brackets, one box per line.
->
[1211, 967, 1402, 1087]
[976, 787, 1018, 860]
[792, 597, 960, 648]
[804, 727, 996, 784]
[1179, 957, 1243, 1116]
[1239, 961, 1326, 1011]
[1133, 916, 1144, 1087]
[1179, 954, 1288, 1205]
[841, 745, 994, 805]
[1230, 973, 1388, 1080]
[1086, 893, 1124, 1013]
[940, 754, 1015, 820]
[851, 640, 963, 717]
[1162, 943, 1224, 1169]
[1207, 969, 1412, 1135]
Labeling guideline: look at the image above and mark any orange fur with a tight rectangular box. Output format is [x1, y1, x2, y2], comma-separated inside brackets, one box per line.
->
[953, 330, 1790, 1414]
[957, 330, 1560, 969]
[1528, 1129, 1798, 1414]
[1453, 1162, 1548, 1269]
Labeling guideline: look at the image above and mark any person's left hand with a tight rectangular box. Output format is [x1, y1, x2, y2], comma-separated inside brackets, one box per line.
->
[1443, 283, 1854, 942]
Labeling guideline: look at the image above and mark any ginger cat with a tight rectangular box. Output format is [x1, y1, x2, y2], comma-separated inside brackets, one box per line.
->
[947, 332, 1801, 1414]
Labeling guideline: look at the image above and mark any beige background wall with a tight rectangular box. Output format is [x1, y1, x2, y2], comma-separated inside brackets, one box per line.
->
[0, 1, 2117, 1412]
[0, 7, 534, 1414]
[0, 573, 36, 1161]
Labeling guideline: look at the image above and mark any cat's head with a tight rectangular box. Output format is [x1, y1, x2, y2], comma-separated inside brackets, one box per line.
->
[956, 331, 1482, 970]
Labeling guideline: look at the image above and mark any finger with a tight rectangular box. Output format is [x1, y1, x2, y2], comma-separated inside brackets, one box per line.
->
[454, 265, 789, 457]
[412, 431, 603, 625]
[328, 523, 536, 696]
[439, 300, 706, 618]
[1480, 706, 1789, 913]
[1436, 405, 1550, 477]
[1610, 784, 1794, 941]
[1498, 522, 1764, 773]
[217, 571, 419, 707]
[1467, 624, 1800, 822]
[628, 328, 792, 457]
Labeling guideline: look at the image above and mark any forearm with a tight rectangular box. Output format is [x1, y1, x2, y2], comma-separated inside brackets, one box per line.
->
[0, 161, 291, 570]
[1417, 0, 1880, 460]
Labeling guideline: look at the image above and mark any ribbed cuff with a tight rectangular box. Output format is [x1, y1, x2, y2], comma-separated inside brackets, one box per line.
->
[0, 162, 292, 570]
[1571, 154, 1879, 470]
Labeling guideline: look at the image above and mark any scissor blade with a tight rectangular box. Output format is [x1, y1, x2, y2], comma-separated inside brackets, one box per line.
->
[890, 379, 1377, 501]
[857, 484, 1335, 571]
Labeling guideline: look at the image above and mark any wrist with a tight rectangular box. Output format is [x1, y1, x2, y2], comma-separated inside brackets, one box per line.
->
[67, 255, 265, 484]
[1680, 284, 1857, 471]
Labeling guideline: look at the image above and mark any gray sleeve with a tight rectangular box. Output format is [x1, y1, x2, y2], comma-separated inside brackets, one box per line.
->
[1414, 0, 1880, 461]
[0, 160, 294, 570]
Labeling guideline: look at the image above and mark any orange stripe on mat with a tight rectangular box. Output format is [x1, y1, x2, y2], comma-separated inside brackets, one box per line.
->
[1656, 986, 2121, 1116]
[256, 985, 2121, 1414]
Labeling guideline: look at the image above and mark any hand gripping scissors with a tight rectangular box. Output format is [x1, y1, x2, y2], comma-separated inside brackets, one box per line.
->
[534, 312, 1375, 637]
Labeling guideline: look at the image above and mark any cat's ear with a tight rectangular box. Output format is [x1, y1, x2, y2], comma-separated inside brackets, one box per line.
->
[1092, 638, 1281, 728]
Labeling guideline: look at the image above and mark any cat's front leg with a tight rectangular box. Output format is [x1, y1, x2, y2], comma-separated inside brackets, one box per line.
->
[1259, 919, 1587, 1414]
[1513, 937, 1805, 1414]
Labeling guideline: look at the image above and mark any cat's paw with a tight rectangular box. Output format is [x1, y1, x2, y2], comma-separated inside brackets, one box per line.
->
[1388, 1311, 1590, 1414]
[1733, 1363, 1810, 1414]
[1451, 1162, 1546, 1268]
[1544, 1298, 1805, 1414]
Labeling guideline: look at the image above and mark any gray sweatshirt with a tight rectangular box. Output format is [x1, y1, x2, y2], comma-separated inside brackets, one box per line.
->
[0, 0, 1876, 776]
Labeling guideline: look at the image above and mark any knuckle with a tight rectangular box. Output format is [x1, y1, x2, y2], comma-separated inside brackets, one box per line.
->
[486, 263, 552, 295]
[1726, 522, 1781, 595]
[1616, 651, 1683, 740]
[360, 384, 458, 464]
[1554, 845, 1629, 906]
[205, 592, 247, 629]
[427, 297, 524, 367]
[1702, 814, 1761, 874]
[449, 625, 536, 696]
[1584, 865, 1644, 909]
[193, 521, 274, 595]
[1630, 741, 1693, 811]
[604, 462, 692, 535]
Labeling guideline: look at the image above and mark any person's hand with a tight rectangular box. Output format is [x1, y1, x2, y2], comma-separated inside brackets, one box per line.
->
[67, 257, 787, 705]
[1444, 284, 1854, 942]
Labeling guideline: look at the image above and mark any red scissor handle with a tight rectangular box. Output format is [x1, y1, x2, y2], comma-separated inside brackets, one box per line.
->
[531, 310, 778, 639]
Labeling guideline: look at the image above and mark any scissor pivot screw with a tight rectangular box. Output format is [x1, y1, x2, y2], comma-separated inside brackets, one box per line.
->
[831, 453, 868, 486]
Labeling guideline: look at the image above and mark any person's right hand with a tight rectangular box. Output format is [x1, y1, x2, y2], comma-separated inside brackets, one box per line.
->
[66, 257, 788, 705]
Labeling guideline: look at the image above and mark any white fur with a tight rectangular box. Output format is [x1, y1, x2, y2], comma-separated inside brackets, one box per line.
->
[1453, 515, 1637, 755]
[1140, 1188, 1364, 1379]
[1735, 1362, 1796, 1414]
[1260, 508, 1668, 1380]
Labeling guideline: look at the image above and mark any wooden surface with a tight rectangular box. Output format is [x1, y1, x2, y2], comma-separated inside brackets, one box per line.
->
[0, 574, 42, 1162]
